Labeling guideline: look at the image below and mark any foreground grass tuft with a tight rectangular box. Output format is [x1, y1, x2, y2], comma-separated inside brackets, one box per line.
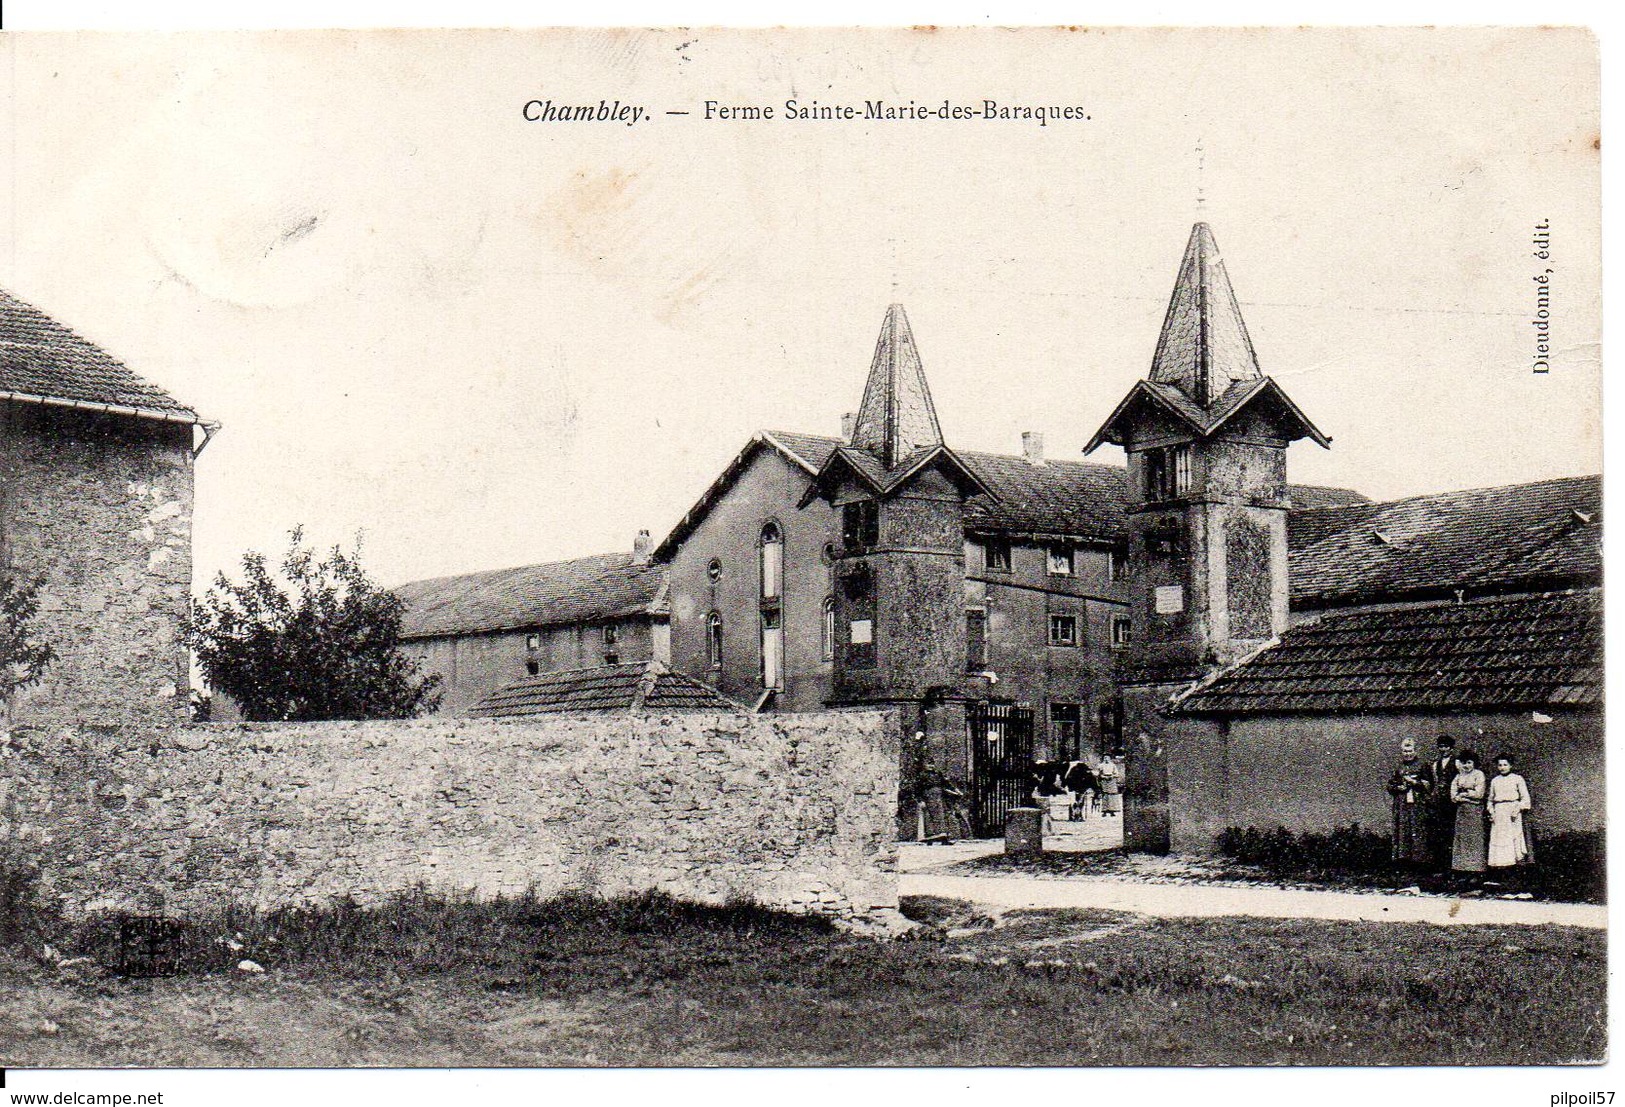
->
[0, 876, 1605, 1067]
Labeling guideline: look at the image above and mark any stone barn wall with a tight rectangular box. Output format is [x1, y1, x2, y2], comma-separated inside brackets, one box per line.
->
[1, 403, 194, 727]
[0, 711, 899, 922]
[1165, 709, 1604, 853]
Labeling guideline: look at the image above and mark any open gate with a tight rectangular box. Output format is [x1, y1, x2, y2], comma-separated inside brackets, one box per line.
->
[965, 702, 1035, 838]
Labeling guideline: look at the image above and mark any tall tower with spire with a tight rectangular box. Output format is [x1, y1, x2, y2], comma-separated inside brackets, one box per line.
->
[804, 304, 991, 725]
[1085, 224, 1329, 849]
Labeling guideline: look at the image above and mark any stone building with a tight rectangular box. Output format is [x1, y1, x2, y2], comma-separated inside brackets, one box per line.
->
[1157, 480, 1601, 852]
[394, 537, 668, 716]
[1082, 225, 1603, 851]
[392, 219, 1601, 852]
[0, 287, 210, 728]
[650, 294, 1363, 834]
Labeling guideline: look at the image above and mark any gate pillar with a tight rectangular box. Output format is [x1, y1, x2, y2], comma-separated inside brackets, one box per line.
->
[1120, 686, 1173, 854]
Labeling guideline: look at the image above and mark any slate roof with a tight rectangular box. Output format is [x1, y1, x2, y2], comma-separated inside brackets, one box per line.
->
[1172, 589, 1602, 716]
[850, 304, 944, 468]
[468, 662, 745, 717]
[767, 431, 1366, 543]
[1149, 223, 1263, 406]
[0, 287, 200, 422]
[1288, 475, 1601, 607]
[394, 552, 665, 640]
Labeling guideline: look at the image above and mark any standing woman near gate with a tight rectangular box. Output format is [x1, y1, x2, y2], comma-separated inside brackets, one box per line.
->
[1099, 749, 1124, 817]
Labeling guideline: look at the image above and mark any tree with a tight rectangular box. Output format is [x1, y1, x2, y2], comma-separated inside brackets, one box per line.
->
[185, 528, 441, 722]
[0, 575, 56, 713]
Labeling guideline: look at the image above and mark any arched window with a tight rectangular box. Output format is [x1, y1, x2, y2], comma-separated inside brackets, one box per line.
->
[821, 595, 835, 662]
[759, 521, 783, 601]
[706, 611, 723, 669]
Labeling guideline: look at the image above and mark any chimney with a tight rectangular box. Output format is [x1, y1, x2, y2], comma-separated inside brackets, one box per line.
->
[840, 412, 857, 442]
[1021, 431, 1046, 466]
[632, 529, 653, 564]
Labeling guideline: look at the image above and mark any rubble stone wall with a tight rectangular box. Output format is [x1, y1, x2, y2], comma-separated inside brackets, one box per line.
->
[0, 711, 899, 921]
[2, 404, 194, 727]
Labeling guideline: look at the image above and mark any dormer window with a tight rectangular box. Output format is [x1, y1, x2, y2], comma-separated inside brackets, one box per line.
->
[842, 500, 879, 550]
[1144, 444, 1192, 501]
[984, 538, 1012, 573]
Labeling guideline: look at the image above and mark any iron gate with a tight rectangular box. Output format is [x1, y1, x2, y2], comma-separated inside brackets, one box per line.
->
[965, 701, 1035, 838]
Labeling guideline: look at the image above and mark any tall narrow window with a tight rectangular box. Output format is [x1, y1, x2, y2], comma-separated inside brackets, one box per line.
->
[965, 608, 988, 671]
[759, 521, 783, 601]
[706, 611, 723, 670]
[1111, 614, 1132, 649]
[821, 596, 835, 662]
[984, 538, 1012, 573]
[761, 609, 784, 690]
[1173, 445, 1192, 495]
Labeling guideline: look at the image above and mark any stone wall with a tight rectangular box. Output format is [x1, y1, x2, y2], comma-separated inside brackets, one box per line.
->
[1, 404, 194, 727]
[0, 711, 899, 921]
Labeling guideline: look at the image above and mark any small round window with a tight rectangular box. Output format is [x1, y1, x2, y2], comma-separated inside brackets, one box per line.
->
[821, 541, 838, 565]
[707, 558, 723, 583]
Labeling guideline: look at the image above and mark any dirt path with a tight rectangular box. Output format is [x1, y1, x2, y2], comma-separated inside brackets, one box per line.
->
[901, 870, 1607, 928]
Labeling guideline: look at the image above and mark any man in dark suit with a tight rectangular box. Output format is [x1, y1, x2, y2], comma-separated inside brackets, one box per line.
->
[1424, 735, 1461, 870]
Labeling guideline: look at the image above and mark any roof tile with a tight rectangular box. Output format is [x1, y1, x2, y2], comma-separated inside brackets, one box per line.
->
[0, 287, 198, 420]
[1174, 589, 1602, 716]
[395, 552, 663, 639]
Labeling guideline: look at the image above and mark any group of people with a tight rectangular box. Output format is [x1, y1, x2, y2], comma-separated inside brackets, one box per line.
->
[1031, 750, 1125, 821]
[1389, 735, 1534, 879]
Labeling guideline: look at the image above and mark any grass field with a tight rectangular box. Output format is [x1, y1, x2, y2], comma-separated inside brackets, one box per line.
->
[0, 890, 1605, 1067]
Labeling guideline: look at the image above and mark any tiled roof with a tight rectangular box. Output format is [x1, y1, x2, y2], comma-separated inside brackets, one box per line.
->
[394, 552, 665, 640]
[1288, 475, 1601, 607]
[468, 662, 745, 717]
[0, 287, 199, 421]
[771, 431, 1366, 543]
[1172, 589, 1602, 716]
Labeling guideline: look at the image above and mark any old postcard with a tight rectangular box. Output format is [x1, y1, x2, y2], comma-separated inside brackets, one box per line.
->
[0, 22, 1604, 1094]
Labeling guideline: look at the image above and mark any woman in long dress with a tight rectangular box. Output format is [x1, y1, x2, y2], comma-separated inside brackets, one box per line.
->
[1486, 754, 1533, 868]
[1448, 750, 1488, 875]
[1387, 738, 1432, 866]
[1098, 751, 1123, 817]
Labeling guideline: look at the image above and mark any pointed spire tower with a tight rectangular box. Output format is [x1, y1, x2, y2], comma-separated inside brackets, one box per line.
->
[849, 303, 945, 468]
[1148, 223, 1263, 406]
[803, 303, 991, 721]
[1083, 223, 1332, 854]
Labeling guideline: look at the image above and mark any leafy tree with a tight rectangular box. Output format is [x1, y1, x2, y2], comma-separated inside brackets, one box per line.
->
[186, 528, 441, 721]
[0, 574, 56, 712]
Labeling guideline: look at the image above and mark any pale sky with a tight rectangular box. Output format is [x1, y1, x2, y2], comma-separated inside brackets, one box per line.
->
[0, 27, 1601, 591]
